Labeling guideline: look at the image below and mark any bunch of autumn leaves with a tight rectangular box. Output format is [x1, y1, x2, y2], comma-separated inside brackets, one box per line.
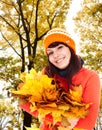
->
[12, 69, 91, 130]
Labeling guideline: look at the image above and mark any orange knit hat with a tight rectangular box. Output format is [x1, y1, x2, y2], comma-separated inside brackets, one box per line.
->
[44, 28, 76, 53]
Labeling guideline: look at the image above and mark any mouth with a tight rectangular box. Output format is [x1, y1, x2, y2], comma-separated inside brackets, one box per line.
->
[56, 57, 65, 63]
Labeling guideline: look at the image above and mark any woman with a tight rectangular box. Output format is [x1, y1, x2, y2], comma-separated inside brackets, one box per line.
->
[43, 28, 100, 130]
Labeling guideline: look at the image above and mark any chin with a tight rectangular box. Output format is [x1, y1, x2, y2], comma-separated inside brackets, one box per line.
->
[58, 67, 67, 70]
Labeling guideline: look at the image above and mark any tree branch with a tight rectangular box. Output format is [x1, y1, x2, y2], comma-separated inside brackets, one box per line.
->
[0, 31, 22, 58]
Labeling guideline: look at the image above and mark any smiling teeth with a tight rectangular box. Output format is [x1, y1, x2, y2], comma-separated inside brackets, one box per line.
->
[56, 58, 64, 63]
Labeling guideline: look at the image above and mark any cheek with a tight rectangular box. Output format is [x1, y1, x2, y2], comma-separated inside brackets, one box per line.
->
[48, 56, 53, 63]
[66, 49, 71, 58]
[69, 52, 71, 60]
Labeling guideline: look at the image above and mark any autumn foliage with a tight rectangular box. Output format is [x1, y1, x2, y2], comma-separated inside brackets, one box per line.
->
[12, 69, 91, 130]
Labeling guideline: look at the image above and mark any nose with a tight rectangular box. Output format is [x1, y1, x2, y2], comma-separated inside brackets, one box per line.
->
[53, 52, 59, 58]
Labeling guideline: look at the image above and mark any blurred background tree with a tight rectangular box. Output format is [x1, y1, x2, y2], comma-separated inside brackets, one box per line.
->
[74, 0, 102, 74]
[0, 97, 22, 130]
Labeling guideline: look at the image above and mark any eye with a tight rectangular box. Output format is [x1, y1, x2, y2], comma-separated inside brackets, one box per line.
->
[47, 51, 53, 56]
[58, 45, 63, 49]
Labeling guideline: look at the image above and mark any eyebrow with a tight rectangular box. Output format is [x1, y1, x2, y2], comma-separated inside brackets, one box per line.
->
[47, 47, 54, 51]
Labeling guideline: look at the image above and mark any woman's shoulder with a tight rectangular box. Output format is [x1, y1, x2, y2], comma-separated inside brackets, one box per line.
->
[73, 67, 100, 82]
[72, 67, 100, 86]
[79, 67, 99, 77]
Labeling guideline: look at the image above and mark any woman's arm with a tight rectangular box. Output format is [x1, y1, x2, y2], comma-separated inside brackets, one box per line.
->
[75, 72, 101, 130]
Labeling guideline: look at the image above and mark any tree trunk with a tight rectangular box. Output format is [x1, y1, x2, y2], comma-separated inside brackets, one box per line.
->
[23, 111, 32, 130]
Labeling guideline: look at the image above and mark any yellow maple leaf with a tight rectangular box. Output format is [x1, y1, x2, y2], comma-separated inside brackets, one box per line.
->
[42, 89, 58, 102]
[69, 85, 83, 103]
[37, 107, 64, 124]
[57, 103, 70, 111]
[12, 69, 56, 103]
[61, 115, 71, 127]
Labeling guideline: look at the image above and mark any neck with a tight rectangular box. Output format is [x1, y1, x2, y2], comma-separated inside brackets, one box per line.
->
[58, 68, 67, 77]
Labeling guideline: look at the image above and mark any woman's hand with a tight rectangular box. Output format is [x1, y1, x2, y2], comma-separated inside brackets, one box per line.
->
[68, 118, 79, 129]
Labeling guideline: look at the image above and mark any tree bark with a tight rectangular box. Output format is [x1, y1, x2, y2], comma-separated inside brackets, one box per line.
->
[23, 111, 32, 130]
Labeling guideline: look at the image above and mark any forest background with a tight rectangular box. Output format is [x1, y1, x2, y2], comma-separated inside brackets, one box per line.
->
[0, 0, 102, 130]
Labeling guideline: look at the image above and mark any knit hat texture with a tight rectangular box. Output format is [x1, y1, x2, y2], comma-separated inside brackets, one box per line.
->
[44, 28, 76, 53]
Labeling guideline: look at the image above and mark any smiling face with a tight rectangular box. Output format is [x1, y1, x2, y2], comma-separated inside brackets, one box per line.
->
[47, 44, 71, 69]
